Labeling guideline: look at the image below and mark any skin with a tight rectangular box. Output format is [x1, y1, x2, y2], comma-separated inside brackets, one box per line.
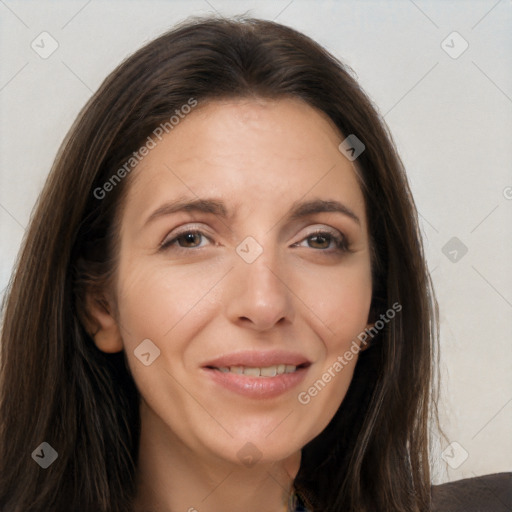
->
[86, 97, 374, 512]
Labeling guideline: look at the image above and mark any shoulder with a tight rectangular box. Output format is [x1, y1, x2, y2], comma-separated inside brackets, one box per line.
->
[431, 472, 512, 512]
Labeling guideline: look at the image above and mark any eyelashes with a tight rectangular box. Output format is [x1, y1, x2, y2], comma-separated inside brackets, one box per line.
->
[159, 226, 350, 254]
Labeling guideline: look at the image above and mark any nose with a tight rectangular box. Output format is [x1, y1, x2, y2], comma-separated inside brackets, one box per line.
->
[224, 248, 294, 332]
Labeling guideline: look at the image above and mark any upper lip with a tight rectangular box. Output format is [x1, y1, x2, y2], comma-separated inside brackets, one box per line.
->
[202, 350, 311, 368]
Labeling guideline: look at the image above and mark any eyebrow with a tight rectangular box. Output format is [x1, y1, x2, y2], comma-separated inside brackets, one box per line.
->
[144, 196, 360, 227]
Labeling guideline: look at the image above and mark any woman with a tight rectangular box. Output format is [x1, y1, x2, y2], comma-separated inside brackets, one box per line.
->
[0, 16, 439, 512]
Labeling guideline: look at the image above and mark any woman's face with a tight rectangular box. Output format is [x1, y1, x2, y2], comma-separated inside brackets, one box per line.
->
[111, 97, 373, 466]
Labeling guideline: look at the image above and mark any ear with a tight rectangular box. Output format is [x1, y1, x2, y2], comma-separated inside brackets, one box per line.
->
[82, 291, 124, 353]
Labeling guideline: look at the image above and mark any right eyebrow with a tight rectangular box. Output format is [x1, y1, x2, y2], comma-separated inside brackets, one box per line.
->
[144, 197, 234, 227]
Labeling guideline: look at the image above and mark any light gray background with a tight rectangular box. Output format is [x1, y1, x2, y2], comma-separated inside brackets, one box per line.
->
[1, 0, 511, 485]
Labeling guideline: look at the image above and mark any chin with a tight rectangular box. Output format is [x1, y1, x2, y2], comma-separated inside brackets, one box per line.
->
[200, 426, 307, 468]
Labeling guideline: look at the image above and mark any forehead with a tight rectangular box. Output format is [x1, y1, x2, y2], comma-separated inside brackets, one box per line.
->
[121, 97, 367, 227]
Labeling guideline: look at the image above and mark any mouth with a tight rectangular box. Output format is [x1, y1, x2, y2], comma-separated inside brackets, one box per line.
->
[206, 363, 310, 377]
[201, 351, 312, 398]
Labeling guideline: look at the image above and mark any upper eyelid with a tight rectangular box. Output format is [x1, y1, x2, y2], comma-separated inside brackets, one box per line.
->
[163, 223, 213, 239]
[164, 222, 343, 237]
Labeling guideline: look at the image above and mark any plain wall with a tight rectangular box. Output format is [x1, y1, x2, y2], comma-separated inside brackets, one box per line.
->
[1, 0, 511, 485]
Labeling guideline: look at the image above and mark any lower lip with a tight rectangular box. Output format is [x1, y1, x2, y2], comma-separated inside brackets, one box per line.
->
[203, 367, 309, 399]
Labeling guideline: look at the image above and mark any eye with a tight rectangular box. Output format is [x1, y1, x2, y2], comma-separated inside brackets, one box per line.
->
[294, 228, 349, 252]
[159, 227, 349, 253]
[160, 229, 212, 251]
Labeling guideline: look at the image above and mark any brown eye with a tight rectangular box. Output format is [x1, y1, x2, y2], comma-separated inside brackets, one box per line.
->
[307, 233, 332, 249]
[160, 229, 210, 251]
[176, 232, 203, 248]
[295, 229, 349, 252]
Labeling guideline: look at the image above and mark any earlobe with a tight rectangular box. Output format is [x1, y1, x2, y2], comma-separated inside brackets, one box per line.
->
[93, 326, 124, 353]
[83, 293, 124, 353]
[358, 322, 375, 352]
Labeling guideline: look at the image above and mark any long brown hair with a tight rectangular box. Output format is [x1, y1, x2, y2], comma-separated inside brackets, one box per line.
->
[0, 16, 439, 512]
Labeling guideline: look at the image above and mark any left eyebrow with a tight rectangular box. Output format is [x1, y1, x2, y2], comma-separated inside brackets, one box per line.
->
[288, 198, 361, 225]
[143, 196, 360, 227]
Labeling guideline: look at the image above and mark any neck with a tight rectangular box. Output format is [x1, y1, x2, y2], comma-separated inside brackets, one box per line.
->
[133, 400, 301, 512]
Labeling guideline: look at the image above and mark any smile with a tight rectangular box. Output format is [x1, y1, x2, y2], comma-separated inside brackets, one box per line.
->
[212, 364, 304, 377]
[202, 351, 312, 398]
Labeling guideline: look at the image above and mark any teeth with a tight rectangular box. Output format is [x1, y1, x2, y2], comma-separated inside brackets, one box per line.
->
[216, 364, 298, 377]
[260, 366, 277, 377]
[243, 367, 261, 377]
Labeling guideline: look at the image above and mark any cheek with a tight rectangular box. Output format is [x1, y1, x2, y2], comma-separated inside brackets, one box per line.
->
[113, 263, 214, 411]
[291, 258, 372, 438]
[298, 256, 373, 346]
[114, 258, 228, 400]
[115, 261, 218, 345]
